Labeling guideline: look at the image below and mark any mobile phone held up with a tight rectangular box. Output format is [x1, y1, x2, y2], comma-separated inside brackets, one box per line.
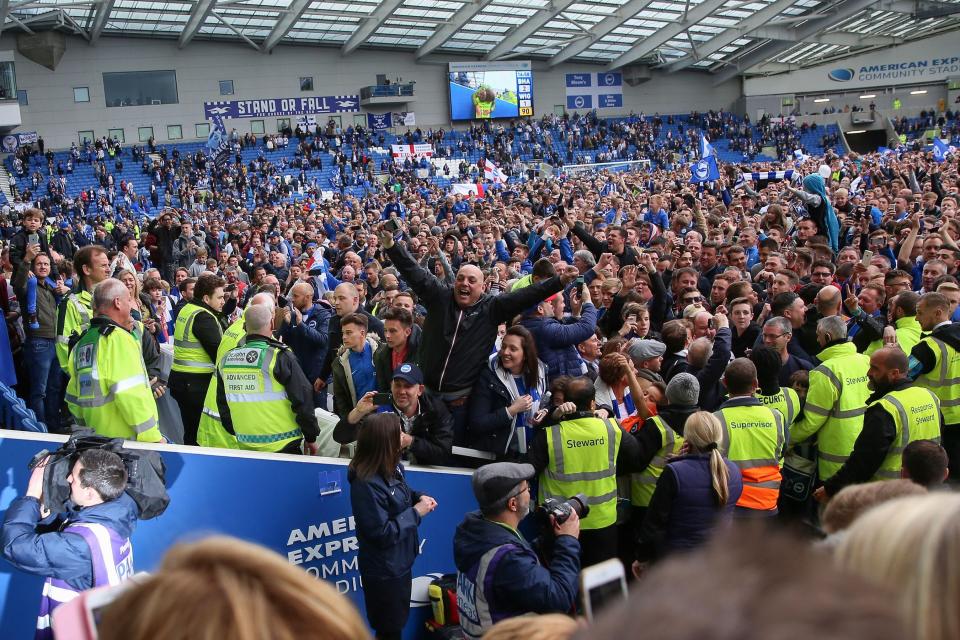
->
[581, 558, 628, 621]
[373, 392, 393, 406]
[383, 218, 400, 233]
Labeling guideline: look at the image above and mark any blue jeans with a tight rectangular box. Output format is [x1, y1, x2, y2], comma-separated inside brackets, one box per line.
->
[24, 337, 58, 426]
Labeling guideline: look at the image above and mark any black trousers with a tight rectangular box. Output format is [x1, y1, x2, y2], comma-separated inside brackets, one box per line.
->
[579, 525, 618, 569]
[361, 572, 411, 640]
[942, 425, 960, 483]
[168, 371, 211, 446]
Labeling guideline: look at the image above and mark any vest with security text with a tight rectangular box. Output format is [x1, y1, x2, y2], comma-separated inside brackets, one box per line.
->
[65, 323, 162, 442]
[917, 335, 960, 426]
[197, 314, 247, 449]
[218, 337, 301, 452]
[36, 523, 133, 640]
[756, 387, 800, 429]
[631, 415, 684, 507]
[539, 416, 622, 530]
[872, 386, 942, 480]
[715, 398, 785, 511]
[171, 302, 217, 374]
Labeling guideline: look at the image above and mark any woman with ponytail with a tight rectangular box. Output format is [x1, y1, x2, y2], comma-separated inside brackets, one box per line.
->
[633, 411, 742, 570]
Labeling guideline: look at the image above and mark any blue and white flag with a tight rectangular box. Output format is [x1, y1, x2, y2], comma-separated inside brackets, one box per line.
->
[732, 169, 801, 190]
[700, 133, 716, 159]
[933, 138, 953, 163]
[689, 155, 720, 184]
[206, 115, 231, 166]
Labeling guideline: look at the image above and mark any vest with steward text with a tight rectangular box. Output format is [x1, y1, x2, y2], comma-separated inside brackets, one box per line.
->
[36, 523, 133, 640]
[197, 314, 247, 449]
[872, 386, 942, 480]
[715, 397, 785, 512]
[630, 415, 684, 507]
[65, 323, 161, 442]
[792, 342, 871, 480]
[539, 416, 622, 530]
[218, 337, 301, 452]
[171, 302, 217, 374]
[917, 335, 960, 426]
[756, 387, 800, 428]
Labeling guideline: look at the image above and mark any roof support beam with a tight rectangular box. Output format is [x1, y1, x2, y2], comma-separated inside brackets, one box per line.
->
[417, 0, 495, 59]
[485, 0, 577, 61]
[0, 0, 9, 36]
[342, 0, 405, 55]
[709, 0, 878, 85]
[607, 0, 732, 70]
[88, 0, 113, 42]
[663, 0, 809, 73]
[211, 11, 260, 52]
[750, 26, 903, 47]
[261, 0, 312, 53]
[548, 0, 655, 66]
[179, 0, 215, 48]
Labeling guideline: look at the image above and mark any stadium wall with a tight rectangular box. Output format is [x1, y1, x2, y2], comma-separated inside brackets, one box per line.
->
[0, 35, 741, 149]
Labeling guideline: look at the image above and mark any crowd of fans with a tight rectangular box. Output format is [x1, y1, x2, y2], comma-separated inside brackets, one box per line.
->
[1, 106, 959, 639]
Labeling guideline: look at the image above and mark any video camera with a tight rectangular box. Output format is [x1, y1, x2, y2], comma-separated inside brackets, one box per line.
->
[28, 429, 170, 519]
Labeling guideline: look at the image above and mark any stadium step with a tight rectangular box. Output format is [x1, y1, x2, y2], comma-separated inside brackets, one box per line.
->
[0, 165, 14, 203]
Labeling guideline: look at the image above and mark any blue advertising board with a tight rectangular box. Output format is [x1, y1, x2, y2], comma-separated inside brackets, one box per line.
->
[203, 95, 360, 120]
[0, 431, 476, 639]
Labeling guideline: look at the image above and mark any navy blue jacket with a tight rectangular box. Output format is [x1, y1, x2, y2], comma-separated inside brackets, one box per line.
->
[520, 304, 598, 381]
[454, 511, 579, 620]
[349, 466, 422, 580]
[636, 454, 741, 562]
[280, 302, 333, 382]
[1, 493, 139, 591]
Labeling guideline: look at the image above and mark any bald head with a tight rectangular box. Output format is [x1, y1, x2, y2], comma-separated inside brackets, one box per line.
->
[244, 304, 274, 336]
[816, 285, 841, 317]
[333, 282, 359, 316]
[868, 346, 910, 390]
[454, 264, 486, 308]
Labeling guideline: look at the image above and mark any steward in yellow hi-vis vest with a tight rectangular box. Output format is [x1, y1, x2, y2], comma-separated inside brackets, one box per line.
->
[197, 312, 248, 449]
[821, 347, 942, 498]
[214, 305, 319, 455]
[790, 318, 870, 482]
[526, 377, 642, 568]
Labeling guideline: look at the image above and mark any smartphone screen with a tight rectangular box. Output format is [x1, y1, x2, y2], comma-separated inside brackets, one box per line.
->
[28, 233, 39, 245]
[373, 392, 392, 406]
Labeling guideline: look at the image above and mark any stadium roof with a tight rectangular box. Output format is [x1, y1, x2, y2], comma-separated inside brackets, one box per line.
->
[1, 0, 959, 76]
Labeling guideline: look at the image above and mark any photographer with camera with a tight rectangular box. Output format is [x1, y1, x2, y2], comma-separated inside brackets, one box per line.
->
[1, 448, 139, 638]
[454, 462, 580, 640]
[526, 376, 642, 567]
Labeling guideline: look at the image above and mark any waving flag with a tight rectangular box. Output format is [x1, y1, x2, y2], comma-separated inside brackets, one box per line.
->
[732, 169, 801, 190]
[700, 133, 716, 159]
[689, 155, 720, 184]
[484, 159, 507, 184]
[933, 138, 954, 163]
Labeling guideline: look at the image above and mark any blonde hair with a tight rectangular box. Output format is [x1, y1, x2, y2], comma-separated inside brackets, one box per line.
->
[97, 536, 370, 640]
[683, 411, 729, 506]
[821, 479, 926, 534]
[835, 493, 960, 640]
[484, 613, 579, 640]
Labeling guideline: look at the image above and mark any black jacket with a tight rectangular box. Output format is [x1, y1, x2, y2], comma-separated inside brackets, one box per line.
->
[333, 392, 453, 465]
[386, 241, 564, 393]
[373, 325, 421, 392]
[215, 334, 319, 443]
[823, 379, 944, 496]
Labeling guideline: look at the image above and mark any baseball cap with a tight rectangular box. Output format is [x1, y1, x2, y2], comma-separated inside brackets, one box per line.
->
[627, 339, 666, 362]
[392, 363, 423, 385]
[471, 462, 535, 511]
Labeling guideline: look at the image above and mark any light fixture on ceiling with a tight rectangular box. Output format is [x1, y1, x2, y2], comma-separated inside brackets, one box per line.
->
[813, 98, 830, 103]
[910, 90, 927, 95]
[846, 130, 866, 134]
[859, 94, 876, 99]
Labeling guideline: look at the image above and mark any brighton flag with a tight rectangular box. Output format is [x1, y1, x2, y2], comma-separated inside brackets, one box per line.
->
[484, 159, 507, 184]
[933, 138, 954, 163]
[689, 155, 720, 184]
[732, 169, 801, 189]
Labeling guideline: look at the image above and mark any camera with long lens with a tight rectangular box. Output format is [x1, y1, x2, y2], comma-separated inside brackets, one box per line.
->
[537, 494, 590, 525]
